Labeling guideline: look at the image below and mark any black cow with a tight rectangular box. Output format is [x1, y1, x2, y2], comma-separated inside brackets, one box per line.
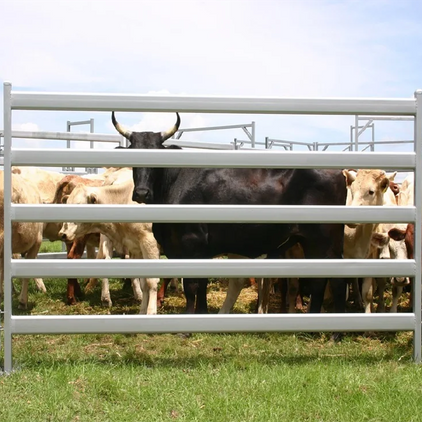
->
[112, 112, 348, 314]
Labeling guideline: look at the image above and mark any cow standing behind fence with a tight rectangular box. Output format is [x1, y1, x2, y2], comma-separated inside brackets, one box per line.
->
[112, 112, 349, 315]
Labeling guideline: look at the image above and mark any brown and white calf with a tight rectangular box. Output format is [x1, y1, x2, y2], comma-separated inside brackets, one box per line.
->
[58, 180, 161, 314]
[387, 174, 415, 312]
[363, 184, 410, 313]
[49, 174, 105, 304]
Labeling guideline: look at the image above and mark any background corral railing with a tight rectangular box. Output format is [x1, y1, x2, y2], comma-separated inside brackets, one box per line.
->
[2, 82, 422, 373]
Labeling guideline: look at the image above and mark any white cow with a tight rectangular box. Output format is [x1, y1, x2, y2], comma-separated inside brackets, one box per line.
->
[342, 169, 397, 311]
[58, 180, 161, 314]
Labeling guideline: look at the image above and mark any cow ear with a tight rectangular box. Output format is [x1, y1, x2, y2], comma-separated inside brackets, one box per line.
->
[387, 171, 397, 182]
[388, 227, 406, 242]
[61, 195, 69, 204]
[342, 169, 356, 187]
[380, 177, 389, 193]
[88, 193, 97, 204]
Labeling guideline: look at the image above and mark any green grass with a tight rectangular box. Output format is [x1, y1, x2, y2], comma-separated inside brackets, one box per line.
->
[1, 277, 421, 422]
[39, 240, 64, 254]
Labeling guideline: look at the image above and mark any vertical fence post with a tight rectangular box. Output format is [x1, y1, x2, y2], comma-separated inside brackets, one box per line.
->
[2, 82, 13, 373]
[251, 121, 255, 148]
[413, 89, 422, 363]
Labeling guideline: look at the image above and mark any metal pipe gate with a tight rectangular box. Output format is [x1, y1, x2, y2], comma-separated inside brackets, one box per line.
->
[2, 82, 422, 373]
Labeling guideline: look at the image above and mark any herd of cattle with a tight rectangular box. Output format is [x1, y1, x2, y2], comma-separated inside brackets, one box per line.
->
[0, 112, 416, 317]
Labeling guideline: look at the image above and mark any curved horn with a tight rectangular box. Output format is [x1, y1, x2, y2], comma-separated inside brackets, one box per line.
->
[161, 113, 181, 141]
[111, 112, 132, 140]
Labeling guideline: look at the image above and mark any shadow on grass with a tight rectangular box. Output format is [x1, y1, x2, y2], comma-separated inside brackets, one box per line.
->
[9, 346, 414, 372]
[7, 330, 414, 373]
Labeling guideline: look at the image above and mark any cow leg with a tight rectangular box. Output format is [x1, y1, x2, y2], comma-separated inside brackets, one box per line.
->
[288, 278, 300, 313]
[66, 239, 87, 304]
[257, 278, 272, 314]
[278, 279, 288, 313]
[375, 278, 387, 313]
[157, 278, 172, 307]
[85, 242, 98, 292]
[18, 278, 30, 310]
[18, 238, 43, 310]
[66, 280, 79, 306]
[139, 277, 159, 315]
[329, 278, 347, 313]
[183, 279, 197, 314]
[1, 254, 19, 297]
[136, 231, 160, 315]
[132, 278, 143, 303]
[362, 277, 374, 313]
[34, 278, 47, 293]
[183, 278, 208, 314]
[307, 278, 328, 313]
[95, 236, 114, 308]
[85, 278, 98, 293]
[296, 289, 304, 311]
[195, 279, 208, 314]
[391, 284, 403, 313]
[351, 277, 364, 310]
[219, 278, 245, 314]
[86, 235, 126, 308]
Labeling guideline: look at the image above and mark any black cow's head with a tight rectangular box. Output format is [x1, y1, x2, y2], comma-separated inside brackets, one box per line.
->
[111, 112, 180, 203]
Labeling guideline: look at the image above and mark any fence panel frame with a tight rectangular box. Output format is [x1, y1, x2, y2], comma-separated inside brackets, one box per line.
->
[2, 82, 421, 373]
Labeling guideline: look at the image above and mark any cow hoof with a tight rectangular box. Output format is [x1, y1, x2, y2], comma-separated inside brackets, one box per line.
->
[330, 332, 343, 342]
[67, 297, 77, 306]
[176, 332, 192, 339]
[102, 299, 112, 308]
[18, 302, 27, 310]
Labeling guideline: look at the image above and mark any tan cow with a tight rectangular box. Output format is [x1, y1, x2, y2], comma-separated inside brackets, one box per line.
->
[11, 166, 64, 204]
[58, 180, 161, 315]
[0, 170, 44, 309]
[49, 174, 106, 304]
[48, 168, 133, 305]
[342, 169, 400, 312]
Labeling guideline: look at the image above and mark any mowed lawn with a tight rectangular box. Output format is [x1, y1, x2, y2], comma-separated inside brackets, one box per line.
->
[1, 259, 422, 422]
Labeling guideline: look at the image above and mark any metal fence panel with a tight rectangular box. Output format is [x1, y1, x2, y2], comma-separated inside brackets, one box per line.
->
[2, 82, 421, 374]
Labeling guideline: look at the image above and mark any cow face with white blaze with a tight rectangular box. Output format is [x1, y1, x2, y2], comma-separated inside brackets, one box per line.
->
[371, 227, 410, 287]
[111, 112, 181, 204]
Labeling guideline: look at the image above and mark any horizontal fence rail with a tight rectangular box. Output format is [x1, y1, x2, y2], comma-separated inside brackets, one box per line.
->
[10, 314, 417, 335]
[11, 259, 416, 279]
[2, 82, 421, 374]
[10, 91, 417, 115]
[10, 148, 416, 169]
[0, 130, 123, 143]
[11, 204, 417, 224]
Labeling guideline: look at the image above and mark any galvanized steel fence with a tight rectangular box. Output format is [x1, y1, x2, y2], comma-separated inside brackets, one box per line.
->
[2, 82, 422, 373]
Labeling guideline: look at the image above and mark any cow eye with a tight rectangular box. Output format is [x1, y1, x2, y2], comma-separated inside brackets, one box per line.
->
[368, 190, 374, 196]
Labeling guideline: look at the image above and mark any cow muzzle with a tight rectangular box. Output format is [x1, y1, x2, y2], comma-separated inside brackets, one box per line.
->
[132, 188, 150, 204]
[60, 232, 71, 242]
